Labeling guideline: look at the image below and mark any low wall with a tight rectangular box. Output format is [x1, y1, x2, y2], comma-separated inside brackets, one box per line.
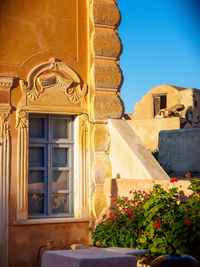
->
[127, 117, 180, 151]
[104, 178, 193, 206]
[9, 222, 89, 267]
[158, 128, 200, 176]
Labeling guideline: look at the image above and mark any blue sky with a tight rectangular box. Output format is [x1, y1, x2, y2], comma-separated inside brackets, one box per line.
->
[118, 0, 200, 113]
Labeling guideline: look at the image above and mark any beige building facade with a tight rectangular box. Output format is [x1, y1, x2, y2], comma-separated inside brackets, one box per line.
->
[127, 84, 200, 151]
[0, 1, 174, 267]
[0, 1, 124, 266]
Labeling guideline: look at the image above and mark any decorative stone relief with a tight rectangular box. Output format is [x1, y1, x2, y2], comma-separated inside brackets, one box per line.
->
[0, 76, 14, 110]
[19, 58, 87, 103]
[16, 110, 29, 221]
[0, 112, 10, 143]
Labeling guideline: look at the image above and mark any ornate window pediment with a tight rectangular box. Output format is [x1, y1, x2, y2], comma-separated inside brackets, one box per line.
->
[19, 58, 87, 103]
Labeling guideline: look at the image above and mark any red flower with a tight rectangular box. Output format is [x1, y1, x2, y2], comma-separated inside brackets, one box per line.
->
[107, 217, 111, 221]
[185, 172, 191, 178]
[143, 197, 147, 201]
[125, 197, 128, 200]
[139, 230, 142, 235]
[131, 215, 134, 219]
[170, 177, 178, 183]
[112, 199, 115, 203]
[135, 229, 138, 233]
[112, 214, 116, 219]
[155, 221, 162, 228]
[125, 210, 132, 215]
[184, 220, 191, 226]
[129, 190, 133, 194]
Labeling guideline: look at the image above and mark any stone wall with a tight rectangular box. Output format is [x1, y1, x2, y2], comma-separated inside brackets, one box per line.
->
[89, 0, 124, 219]
[158, 128, 200, 176]
[127, 117, 180, 151]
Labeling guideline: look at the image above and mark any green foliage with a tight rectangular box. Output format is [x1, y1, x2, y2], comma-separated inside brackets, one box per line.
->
[89, 179, 200, 260]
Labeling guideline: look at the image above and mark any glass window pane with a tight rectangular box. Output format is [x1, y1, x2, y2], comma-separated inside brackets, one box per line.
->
[29, 118, 45, 138]
[28, 171, 44, 191]
[29, 147, 44, 167]
[52, 147, 68, 167]
[28, 193, 44, 215]
[52, 118, 69, 139]
[52, 194, 69, 214]
[52, 171, 69, 191]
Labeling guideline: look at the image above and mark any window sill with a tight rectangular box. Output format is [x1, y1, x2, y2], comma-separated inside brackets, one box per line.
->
[13, 217, 90, 225]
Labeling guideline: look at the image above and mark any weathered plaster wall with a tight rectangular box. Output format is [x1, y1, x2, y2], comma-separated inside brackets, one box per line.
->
[0, 0, 88, 80]
[127, 117, 180, 151]
[9, 222, 89, 267]
[0, 0, 125, 266]
[0, 1, 90, 266]
[108, 119, 169, 180]
[158, 128, 200, 176]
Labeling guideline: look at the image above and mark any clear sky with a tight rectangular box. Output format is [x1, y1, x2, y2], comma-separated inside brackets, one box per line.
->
[118, 0, 200, 113]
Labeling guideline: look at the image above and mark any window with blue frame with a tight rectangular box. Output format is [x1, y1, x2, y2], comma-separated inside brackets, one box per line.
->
[28, 114, 74, 218]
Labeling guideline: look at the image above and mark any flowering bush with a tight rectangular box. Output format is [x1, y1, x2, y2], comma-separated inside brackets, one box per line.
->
[89, 179, 200, 260]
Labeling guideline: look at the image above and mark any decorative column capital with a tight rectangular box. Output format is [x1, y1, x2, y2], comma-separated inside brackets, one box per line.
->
[0, 76, 14, 111]
[16, 110, 28, 129]
[0, 112, 10, 143]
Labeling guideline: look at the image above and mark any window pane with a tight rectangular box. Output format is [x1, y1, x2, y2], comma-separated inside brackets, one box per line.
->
[28, 193, 44, 215]
[52, 147, 68, 167]
[52, 194, 69, 214]
[52, 171, 69, 190]
[29, 118, 45, 138]
[28, 171, 44, 191]
[52, 118, 69, 139]
[29, 147, 44, 167]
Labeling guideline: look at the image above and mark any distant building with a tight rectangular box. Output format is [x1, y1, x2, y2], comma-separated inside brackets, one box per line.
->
[126, 84, 200, 151]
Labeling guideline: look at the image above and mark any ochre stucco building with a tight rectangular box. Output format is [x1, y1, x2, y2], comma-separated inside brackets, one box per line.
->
[0, 2, 194, 267]
[0, 1, 124, 266]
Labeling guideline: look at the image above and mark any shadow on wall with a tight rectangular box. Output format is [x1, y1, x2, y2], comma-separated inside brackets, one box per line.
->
[110, 178, 118, 206]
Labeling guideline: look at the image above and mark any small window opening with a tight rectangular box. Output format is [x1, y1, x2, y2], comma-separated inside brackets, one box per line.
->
[153, 95, 167, 116]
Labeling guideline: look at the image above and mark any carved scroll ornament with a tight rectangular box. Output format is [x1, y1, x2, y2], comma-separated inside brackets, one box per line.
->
[19, 58, 87, 103]
[0, 112, 10, 143]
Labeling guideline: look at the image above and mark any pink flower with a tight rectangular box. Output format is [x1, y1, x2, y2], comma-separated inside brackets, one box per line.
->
[143, 197, 147, 201]
[107, 218, 111, 221]
[129, 190, 133, 194]
[131, 215, 134, 219]
[112, 199, 115, 203]
[112, 214, 116, 219]
[135, 229, 138, 233]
